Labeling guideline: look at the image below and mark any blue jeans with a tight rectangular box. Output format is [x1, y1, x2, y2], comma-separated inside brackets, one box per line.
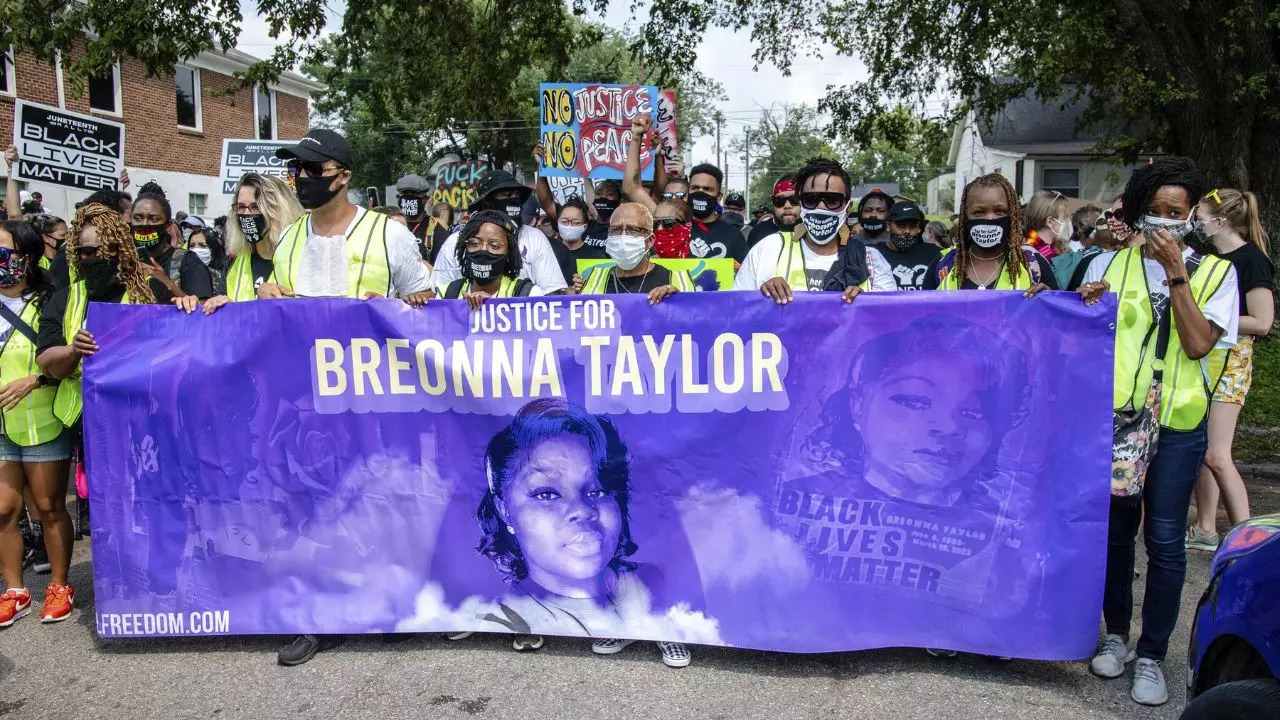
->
[1103, 422, 1207, 661]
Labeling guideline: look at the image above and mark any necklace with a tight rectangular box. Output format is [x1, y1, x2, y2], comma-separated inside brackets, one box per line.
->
[609, 264, 655, 294]
[969, 257, 1004, 289]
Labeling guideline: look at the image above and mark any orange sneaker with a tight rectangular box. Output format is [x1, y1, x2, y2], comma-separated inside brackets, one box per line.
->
[40, 584, 73, 623]
[0, 588, 32, 627]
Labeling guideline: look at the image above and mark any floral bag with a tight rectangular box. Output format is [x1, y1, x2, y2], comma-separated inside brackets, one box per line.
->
[1111, 307, 1172, 498]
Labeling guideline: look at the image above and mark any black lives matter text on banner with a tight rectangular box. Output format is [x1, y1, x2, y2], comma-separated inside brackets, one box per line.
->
[12, 100, 125, 192]
[219, 139, 295, 195]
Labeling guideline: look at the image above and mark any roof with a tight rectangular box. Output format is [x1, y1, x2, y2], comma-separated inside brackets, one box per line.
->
[190, 48, 326, 99]
[977, 85, 1104, 152]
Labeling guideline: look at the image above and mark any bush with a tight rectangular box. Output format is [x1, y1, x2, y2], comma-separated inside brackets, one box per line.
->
[1241, 335, 1279, 429]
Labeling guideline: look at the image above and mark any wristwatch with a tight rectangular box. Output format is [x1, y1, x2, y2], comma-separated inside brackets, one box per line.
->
[1167, 276, 1189, 288]
[35, 374, 50, 388]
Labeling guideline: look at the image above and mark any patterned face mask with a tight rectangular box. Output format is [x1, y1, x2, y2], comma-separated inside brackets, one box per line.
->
[0, 250, 27, 288]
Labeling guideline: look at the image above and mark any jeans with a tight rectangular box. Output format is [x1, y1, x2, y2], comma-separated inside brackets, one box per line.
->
[1103, 421, 1207, 661]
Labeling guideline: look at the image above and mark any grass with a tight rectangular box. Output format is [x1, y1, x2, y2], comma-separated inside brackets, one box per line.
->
[1237, 335, 1279, 466]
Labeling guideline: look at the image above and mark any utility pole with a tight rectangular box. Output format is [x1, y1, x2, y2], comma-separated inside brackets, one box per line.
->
[744, 129, 751, 209]
[713, 111, 724, 170]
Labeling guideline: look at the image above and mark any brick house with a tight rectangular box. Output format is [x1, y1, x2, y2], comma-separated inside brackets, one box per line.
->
[1, 46, 322, 220]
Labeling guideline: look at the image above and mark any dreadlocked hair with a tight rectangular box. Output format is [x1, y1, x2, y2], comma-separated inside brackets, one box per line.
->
[794, 157, 851, 200]
[68, 203, 156, 304]
[1120, 156, 1204, 229]
[956, 173, 1028, 287]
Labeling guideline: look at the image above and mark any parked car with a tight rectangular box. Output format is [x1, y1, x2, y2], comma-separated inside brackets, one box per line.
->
[1183, 515, 1280, 719]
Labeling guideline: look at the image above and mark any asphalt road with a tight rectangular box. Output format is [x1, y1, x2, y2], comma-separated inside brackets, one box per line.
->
[3, 478, 1276, 720]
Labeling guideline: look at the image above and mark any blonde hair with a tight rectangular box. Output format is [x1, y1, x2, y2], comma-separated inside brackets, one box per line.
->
[225, 173, 304, 257]
[1203, 188, 1270, 255]
[1024, 190, 1070, 253]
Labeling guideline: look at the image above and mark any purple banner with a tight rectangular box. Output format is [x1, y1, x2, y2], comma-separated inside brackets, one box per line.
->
[83, 291, 1116, 657]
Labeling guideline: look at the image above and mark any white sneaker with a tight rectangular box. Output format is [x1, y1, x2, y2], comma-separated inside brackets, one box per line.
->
[1131, 658, 1168, 705]
[1090, 634, 1136, 678]
[444, 631, 474, 641]
[657, 642, 691, 668]
[512, 634, 544, 652]
[591, 638, 635, 655]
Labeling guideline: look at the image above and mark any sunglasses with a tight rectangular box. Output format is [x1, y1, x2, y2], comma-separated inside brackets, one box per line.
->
[772, 195, 800, 208]
[75, 246, 101, 260]
[661, 191, 688, 200]
[654, 217, 682, 230]
[286, 160, 342, 179]
[800, 192, 847, 211]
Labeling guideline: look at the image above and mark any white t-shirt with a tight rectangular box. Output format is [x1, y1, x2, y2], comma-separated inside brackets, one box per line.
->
[0, 294, 28, 344]
[733, 233, 896, 293]
[432, 225, 569, 293]
[1082, 247, 1239, 351]
[292, 207, 432, 298]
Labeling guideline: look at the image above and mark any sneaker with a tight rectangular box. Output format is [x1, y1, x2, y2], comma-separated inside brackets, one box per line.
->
[1090, 634, 1135, 679]
[277, 634, 345, 666]
[0, 588, 32, 628]
[1131, 658, 1168, 706]
[512, 634, 544, 652]
[1186, 526, 1220, 552]
[21, 545, 36, 570]
[31, 543, 50, 574]
[445, 631, 474, 641]
[40, 584, 74, 623]
[925, 648, 958, 658]
[657, 641, 691, 668]
[591, 638, 636, 655]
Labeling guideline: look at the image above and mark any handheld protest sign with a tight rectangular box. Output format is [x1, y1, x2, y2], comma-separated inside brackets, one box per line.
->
[12, 100, 125, 191]
[539, 83, 659, 180]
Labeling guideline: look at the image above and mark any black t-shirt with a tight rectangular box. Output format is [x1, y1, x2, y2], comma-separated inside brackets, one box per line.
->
[922, 252, 1059, 290]
[879, 242, 942, 291]
[584, 221, 609, 249]
[249, 253, 275, 289]
[1218, 243, 1275, 314]
[37, 285, 128, 355]
[599, 264, 674, 294]
[557, 241, 609, 284]
[690, 218, 747, 263]
[148, 247, 214, 305]
[48, 247, 71, 289]
[747, 218, 779, 249]
[426, 226, 451, 265]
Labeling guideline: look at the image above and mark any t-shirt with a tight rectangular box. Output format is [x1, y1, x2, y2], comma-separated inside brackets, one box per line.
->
[48, 247, 71, 288]
[734, 233, 841, 292]
[0, 294, 30, 346]
[1216, 243, 1275, 317]
[433, 225, 569, 293]
[1081, 247, 1239, 349]
[37, 284, 128, 355]
[596, 264, 674, 295]
[879, 242, 942, 291]
[584, 221, 609, 249]
[690, 218, 747, 263]
[746, 218, 779, 249]
[557, 241, 609, 284]
[291, 207, 432, 298]
[148, 246, 214, 305]
[922, 252, 1059, 291]
[250, 253, 275, 290]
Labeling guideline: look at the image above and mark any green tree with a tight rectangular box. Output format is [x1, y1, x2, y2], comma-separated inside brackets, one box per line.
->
[736, 106, 835, 203]
[839, 106, 952, 202]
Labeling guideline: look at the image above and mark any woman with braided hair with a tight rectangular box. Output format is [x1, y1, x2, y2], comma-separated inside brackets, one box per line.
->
[922, 173, 1057, 293]
[36, 203, 155, 430]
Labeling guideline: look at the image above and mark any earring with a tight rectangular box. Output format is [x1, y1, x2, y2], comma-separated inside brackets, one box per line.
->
[506, 524, 515, 535]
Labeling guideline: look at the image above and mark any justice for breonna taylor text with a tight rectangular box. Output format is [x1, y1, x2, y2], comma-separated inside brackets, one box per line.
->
[310, 297, 792, 415]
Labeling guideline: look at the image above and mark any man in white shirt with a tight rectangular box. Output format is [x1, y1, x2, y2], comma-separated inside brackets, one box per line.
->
[259, 128, 433, 305]
[432, 170, 568, 293]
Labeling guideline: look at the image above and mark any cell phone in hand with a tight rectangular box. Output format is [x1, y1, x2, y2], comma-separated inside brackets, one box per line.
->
[366, 187, 379, 206]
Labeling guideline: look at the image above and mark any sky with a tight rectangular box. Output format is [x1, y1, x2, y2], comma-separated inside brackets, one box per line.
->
[235, 1, 874, 194]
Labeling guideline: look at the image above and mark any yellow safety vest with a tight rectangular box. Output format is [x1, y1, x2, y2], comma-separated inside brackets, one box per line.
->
[38, 256, 52, 271]
[52, 282, 133, 427]
[0, 295, 61, 446]
[938, 259, 1032, 290]
[272, 210, 392, 298]
[225, 251, 275, 302]
[581, 264, 695, 294]
[773, 233, 867, 291]
[442, 276, 528, 299]
[1103, 247, 1233, 430]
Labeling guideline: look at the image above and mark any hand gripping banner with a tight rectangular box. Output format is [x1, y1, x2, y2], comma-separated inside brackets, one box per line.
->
[84, 291, 1116, 658]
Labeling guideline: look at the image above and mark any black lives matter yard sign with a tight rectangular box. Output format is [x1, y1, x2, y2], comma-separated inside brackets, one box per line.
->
[219, 139, 294, 195]
[12, 100, 125, 192]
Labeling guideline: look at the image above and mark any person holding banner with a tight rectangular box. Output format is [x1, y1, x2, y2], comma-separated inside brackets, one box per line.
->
[1077, 157, 1239, 706]
[438, 210, 545, 306]
[433, 170, 568, 294]
[197, 173, 304, 312]
[579, 203, 693, 301]
[0, 219, 73, 627]
[922, 173, 1056, 293]
[255, 129, 434, 309]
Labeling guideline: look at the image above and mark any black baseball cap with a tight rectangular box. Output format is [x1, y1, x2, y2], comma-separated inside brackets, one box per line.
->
[724, 192, 746, 208]
[469, 170, 532, 211]
[888, 200, 925, 223]
[275, 128, 353, 168]
[858, 188, 894, 213]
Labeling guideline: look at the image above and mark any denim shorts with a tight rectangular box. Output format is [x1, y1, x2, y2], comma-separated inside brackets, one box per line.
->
[0, 430, 72, 463]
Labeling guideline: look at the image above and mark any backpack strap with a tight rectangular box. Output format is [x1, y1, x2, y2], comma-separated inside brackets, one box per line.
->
[444, 278, 467, 299]
[167, 247, 187, 285]
[512, 278, 535, 297]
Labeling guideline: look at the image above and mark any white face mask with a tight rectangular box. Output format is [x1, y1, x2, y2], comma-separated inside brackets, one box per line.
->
[558, 222, 586, 242]
[800, 207, 847, 245]
[191, 247, 212, 265]
[606, 233, 649, 271]
[1048, 216, 1073, 243]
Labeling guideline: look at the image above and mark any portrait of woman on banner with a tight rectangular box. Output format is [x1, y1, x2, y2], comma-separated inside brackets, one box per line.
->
[473, 398, 720, 643]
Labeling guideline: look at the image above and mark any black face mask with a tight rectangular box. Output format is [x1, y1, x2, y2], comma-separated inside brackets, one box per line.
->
[295, 174, 343, 210]
[464, 251, 507, 284]
[860, 218, 887, 235]
[689, 192, 717, 220]
[238, 213, 269, 245]
[488, 197, 524, 224]
[398, 196, 423, 218]
[593, 198, 618, 221]
[887, 232, 922, 252]
[80, 257, 121, 300]
[965, 215, 1013, 251]
[132, 224, 165, 251]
